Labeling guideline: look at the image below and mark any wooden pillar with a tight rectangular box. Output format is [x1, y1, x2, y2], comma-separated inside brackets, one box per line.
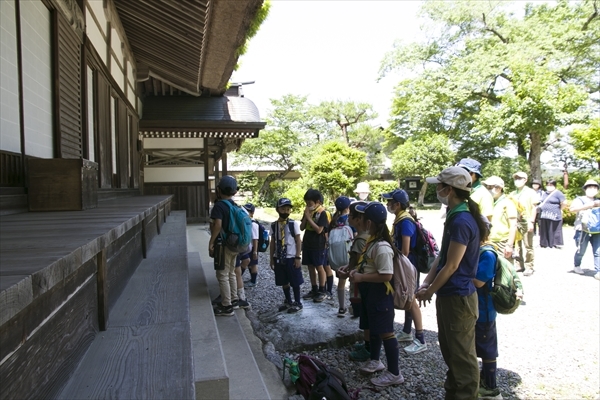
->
[97, 248, 108, 331]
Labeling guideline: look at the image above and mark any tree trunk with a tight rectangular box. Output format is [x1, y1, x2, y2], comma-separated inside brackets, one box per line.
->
[258, 167, 294, 199]
[418, 182, 428, 207]
[529, 131, 543, 181]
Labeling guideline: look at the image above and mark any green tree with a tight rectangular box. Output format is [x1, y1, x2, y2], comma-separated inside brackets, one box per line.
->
[390, 134, 456, 205]
[380, 0, 599, 180]
[314, 100, 378, 144]
[308, 141, 368, 200]
[570, 119, 600, 170]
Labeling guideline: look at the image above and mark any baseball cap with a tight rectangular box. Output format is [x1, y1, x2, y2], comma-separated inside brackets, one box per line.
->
[513, 171, 528, 180]
[426, 166, 473, 192]
[243, 203, 255, 213]
[217, 175, 238, 192]
[456, 158, 482, 177]
[334, 196, 351, 211]
[583, 179, 599, 189]
[276, 198, 292, 208]
[355, 201, 387, 224]
[532, 179, 542, 185]
[381, 189, 410, 206]
[482, 176, 505, 189]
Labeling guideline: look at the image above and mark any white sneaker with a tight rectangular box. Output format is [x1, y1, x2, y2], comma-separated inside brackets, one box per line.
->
[359, 359, 385, 375]
[595, 272, 600, 281]
[396, 331, 414, 342]
[573, 266, 584, 275]
[370, 369, 405, 386]
[404, 339, 428, 355]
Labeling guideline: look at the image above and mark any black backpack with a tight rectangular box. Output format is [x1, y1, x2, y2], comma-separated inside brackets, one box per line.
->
[255, 220, 269, 252]
[399, 216, 439, 274]
[295, 355, 351, 400]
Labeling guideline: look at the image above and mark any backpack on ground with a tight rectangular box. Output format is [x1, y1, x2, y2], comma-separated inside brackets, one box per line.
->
[480, 245, 523, 315]
[375, 242, 417, 311]
[410, 219, 439, 274]
[220, 200, 252, 253]
[327, 225, 354, 270]
[254, 220, 269, 252]
[294, 354, 351, 400]
[581, 200, 600, 233]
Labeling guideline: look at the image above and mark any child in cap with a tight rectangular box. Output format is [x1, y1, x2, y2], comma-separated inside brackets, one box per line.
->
[242, 203, 260, 287]
[300, 189, 331, 303]
[270, 198, 304, 313]
[329, 196, 355, 317]
[349, 201, 405, 387]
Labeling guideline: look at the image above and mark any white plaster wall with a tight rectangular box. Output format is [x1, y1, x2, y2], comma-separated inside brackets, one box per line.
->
[144, 166, 205, 183]
[0, 0, 21, 154]
[87, 66, 95, 161]
[144, 138, 205, 149]
[86, 0, 107, 65]
[20, 1, 53, 158]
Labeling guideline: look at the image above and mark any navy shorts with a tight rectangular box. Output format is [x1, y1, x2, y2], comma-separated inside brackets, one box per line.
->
[274, 258, 304, 287]
[302, 248, 326, 267]
[476, 320, 498, 360]
[358, 282, 395, 335]
[236, 252, 258, 267]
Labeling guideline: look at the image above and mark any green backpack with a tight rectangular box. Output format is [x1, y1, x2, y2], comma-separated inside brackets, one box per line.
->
[480, 245, 524, 315]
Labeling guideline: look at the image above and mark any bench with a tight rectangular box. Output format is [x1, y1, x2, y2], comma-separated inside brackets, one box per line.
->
[58, 210, 194, 399]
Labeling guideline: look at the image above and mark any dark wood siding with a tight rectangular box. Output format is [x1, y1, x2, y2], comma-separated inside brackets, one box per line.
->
[56, 12, 83, 159]
[97, 74, 112, 188]
[118, 100, 128, 188]
[0, 151, 24, 187]
[144, 183, 206, 220]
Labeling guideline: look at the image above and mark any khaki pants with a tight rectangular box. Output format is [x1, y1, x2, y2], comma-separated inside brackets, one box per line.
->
[215, 247, 239, 307]
[436, 292, 479, 400]
[516, 229, 535, 271]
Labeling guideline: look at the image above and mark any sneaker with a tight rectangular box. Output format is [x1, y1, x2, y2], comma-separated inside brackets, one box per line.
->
[214, 305, 234, 317]
[313, 291, 327, 303]
[302, 290, 317, 300]
[523, 268, 534, 276]
[396, 331, 414, 342]
[326, 291, 333, 299]
[404, 339, 428, 355]
[353, 342, 366, 350]
[287, 302, 303, 313]
[359, 359, 385, 375]
[231, 300, 240, 310]
[278, 302, 292, 312]
[245, 281, 257, 288]
[370, 369, 405, 387]
[349, 346, 370, 362]
[236, 299, 251, 309]
[211, 295, 222, 305]
[478, 383, 503, 399]
[573, 266, 584, 275]
[337, 308, 347, 318]
[595, 272, 600, 281]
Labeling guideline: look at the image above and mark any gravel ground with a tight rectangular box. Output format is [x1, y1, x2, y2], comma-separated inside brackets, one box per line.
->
[243, 210, 599, 400]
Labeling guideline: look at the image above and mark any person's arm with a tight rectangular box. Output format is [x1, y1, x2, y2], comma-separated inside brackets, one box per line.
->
[473, 278, 486, 288]
[294, 231, 302, 268]
[505, 216, 517, 258]
[401, 235, 411, 257]
[303, 208, 325, 234]
[417, 241, 467, 300]
[353, 272, 393, 283]
[570, 197, 600, 212]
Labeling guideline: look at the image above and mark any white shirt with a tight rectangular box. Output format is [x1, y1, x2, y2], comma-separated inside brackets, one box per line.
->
[273, 220, 301, 258]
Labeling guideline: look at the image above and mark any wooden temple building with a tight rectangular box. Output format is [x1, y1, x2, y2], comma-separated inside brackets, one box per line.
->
[0, 0, 266, 398]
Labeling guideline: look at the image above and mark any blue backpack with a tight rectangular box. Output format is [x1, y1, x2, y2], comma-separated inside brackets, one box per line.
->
[582, 202, 600, 234]
[220, 200, 252, 253]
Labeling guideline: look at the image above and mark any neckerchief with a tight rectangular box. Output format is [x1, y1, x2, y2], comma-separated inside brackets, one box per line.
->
[277, 219, 288, 261]
[472, 180, 482, 189]
[357, 235, 377, 273]
[439, 202, 471, 270]
[393, 209, 412, 227]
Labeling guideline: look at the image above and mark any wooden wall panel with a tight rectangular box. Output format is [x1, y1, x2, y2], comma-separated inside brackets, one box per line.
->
[131, 117, 139, 188]
[56, 12, 83, 159]
[97, 74, 112, 188]
[118, 100, 128, 188]
[144, 183, 206, 220]
[0, 151, 23, 186]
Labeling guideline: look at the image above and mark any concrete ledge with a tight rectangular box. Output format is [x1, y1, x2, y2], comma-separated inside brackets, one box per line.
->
[188, 252, 229, 400]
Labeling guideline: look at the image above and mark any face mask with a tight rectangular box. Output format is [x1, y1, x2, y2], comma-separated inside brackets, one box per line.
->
[386, 204, 395, 214]
[308, 205, 317, 211]
[436, 187, 450, 206]
[546, 186, 555, 192]
[278, 212, 290, 220]
[514, 180, 526, 188]
[586, 188, 598, 198]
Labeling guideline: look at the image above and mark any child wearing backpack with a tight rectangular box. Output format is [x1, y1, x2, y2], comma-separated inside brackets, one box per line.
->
[301, 189, 331, 303]
[328, 196, 355, 317]
[474, 219, 502, 400]
[382, 189, 427, 355]
[270, 198, 304, 313]
[241, 203, 260, 288]
[349, 201, 405, 387]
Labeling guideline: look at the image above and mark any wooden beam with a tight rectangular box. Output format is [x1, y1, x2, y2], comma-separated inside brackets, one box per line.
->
[97, 248, 108, 331]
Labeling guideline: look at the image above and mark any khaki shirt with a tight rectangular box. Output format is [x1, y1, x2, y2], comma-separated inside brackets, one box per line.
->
[510, 186, 538, 222]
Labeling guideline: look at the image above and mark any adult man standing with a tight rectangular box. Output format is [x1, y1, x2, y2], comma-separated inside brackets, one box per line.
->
[511, 172, 538, 276]
[569, 179, 600, 280]
[457, 158, 494, 221]
[482, 176, 518, 261]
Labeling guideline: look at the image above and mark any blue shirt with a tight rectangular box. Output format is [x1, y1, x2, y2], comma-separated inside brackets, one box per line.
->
[393, 218, 417, 267]
[476, 247, 497, 322]
[436, 211, 479, 297]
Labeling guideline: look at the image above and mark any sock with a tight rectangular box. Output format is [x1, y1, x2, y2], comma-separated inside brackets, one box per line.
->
[382, 336, 400, 375]
[319, 286, 326, 293]
[337, 287, 345, 309]
[415, 330, 425, 344]
[483, 360, 497, 389]
[326, 275, 334, 293]
[237, 288, 246, 301]
[292, 285, 301, 304]
[250, 272, 258, 284]
[240, 268, 246, 276]
[311, 284, 318, 293]
[403, 310, 413, 334]
[364, 340, 370, 352]
[369, 334, 382, 360]
[283, 286, 292, 304]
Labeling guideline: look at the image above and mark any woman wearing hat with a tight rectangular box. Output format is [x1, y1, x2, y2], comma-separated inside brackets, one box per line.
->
[569, 179, 600, 279]
[417, 166, 488, 399]
[537, 179, 567, 249]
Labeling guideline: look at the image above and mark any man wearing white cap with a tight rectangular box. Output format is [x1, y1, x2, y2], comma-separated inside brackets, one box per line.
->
[569, 179, 600, 280]
[510, 172, 538, 276]
[481, 176, 518, 264]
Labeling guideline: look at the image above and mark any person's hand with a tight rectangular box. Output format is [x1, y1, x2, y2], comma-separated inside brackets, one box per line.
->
[269, 261, 274, 271]
[209, 245, 214, 258]
[504, 246, 513, 259]
[594, 199, 600, 208]
[294, 259, 301, 268]
[350, 271, 363, 283]
[304, 206, 313, 218]
[527, 221, 534, 233]
[416, 287, 432, 307]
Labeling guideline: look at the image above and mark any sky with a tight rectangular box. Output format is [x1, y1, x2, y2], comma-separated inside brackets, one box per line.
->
[230, 1, 426, 126]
